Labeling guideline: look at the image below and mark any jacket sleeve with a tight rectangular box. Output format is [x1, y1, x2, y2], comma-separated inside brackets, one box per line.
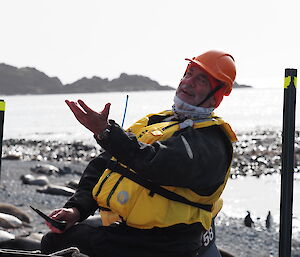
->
[97, 120, 233, 195]
[63, 152, 110, 221]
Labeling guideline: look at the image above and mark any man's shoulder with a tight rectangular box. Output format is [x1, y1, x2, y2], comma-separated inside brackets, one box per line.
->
[187, 125, 233, 151]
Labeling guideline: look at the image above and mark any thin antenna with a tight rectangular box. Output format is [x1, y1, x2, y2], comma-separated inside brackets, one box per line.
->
[0, 100, 5, 183]
[121, 95, 129, 128]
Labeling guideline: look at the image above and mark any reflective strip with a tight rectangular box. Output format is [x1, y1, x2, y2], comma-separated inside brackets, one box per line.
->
[181, 135, 193, 159]
[0, 101, 5, 111]
[284, 76, 297, 88]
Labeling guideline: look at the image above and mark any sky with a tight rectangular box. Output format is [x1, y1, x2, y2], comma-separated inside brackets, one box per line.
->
[0, 0, 300, 89]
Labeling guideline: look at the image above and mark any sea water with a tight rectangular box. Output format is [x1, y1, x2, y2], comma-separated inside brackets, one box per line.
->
[2, 88, 300, 141]
[1, 87, 300, 234]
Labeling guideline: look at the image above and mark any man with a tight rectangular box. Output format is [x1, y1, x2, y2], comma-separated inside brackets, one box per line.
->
[41, 50, 237, 257]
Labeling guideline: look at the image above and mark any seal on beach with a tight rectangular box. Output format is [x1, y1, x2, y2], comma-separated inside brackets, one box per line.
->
[0, 230, 15, 242]
[0, 213, 30, 229]
[0, 203, 31, 223]
[244, 211, 254, 228]
[30, 164, 60, 175]
[20, 174, 49, 186]
[2, 153, 22, 160]
[36, 184, 75, 196]
[58, 166, 73, 175]
[65, 179, 80, 190]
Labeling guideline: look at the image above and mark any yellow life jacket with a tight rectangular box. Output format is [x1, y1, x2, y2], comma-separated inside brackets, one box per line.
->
[92, 110, 237, 230]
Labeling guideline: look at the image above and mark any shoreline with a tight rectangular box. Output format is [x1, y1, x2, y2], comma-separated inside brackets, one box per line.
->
[3, 129, 300, 177]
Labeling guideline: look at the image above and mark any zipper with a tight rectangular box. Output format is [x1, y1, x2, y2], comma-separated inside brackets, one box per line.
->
[106, 175, 124, 207]
[95, 170, 113, 197]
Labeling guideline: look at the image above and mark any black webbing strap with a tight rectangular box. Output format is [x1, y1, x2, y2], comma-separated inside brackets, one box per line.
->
[107, 160, 213, 212]
[198, 84, 223, 106]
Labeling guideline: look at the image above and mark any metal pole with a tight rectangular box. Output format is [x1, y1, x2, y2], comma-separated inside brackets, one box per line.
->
[279, 69, 297, 257]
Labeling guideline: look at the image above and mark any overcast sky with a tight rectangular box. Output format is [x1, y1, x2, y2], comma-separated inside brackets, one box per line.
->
[1, 0, 299, 88]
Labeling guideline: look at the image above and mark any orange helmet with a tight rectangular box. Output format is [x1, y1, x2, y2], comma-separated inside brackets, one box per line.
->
[185, 50, 236, 96]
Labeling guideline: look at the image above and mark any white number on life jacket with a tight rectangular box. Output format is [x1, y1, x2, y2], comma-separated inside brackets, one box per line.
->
[202, 226, 214, 247]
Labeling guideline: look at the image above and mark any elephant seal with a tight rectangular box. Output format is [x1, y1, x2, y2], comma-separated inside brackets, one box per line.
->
[58, 166, 73, 175]
[30, 164, 59, 175]
[2, 153, 22, 160]
[0, 213, 23, 228]
[36, 184, 75, 196]
[20, 174, 49, 186]
[0, 203, 31, 223]
[0, 230, 15, 242]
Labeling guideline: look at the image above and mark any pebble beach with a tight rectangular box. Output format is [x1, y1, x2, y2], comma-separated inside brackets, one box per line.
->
[1, 129, 300, 257]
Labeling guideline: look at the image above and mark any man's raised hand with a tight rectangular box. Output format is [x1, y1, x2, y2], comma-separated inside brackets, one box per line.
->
[65, 99, 111, 135]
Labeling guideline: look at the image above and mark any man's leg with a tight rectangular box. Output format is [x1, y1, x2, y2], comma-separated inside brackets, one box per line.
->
[41, 224, 98, 256]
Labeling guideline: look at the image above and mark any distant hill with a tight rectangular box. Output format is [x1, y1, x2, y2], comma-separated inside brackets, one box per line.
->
[0, 64, 64, 95]
[0, 63, 250, 96]
[0, 63, 174, 95]
[233, 81, 251, 88]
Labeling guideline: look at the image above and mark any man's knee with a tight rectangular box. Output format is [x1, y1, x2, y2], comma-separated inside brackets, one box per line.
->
[41, 232, 62, 254]
[41, 224, 95, 255]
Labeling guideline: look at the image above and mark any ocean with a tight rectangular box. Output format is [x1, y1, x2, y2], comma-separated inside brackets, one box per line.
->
[1, 87, 299, 142]
[1, 87, 300, 235]
[1, 87, 300, 141]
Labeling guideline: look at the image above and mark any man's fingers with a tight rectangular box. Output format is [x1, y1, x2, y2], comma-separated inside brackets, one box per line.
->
[78, 99, 94, 114]
[65, 100, 86, 121]
[101, 103, 111, 120]
[46, 221, 64, 234]
[49, 209, 61, 218]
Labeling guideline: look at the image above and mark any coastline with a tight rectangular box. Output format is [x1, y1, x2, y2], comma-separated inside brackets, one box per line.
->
[1, 129, 300, 256]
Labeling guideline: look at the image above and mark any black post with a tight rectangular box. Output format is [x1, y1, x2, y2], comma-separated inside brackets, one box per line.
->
[0, 99, 5, 181]
[279, 69, 297, 257]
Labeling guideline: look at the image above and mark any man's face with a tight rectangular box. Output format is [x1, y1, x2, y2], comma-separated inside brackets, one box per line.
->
[176, 66, 216, 107]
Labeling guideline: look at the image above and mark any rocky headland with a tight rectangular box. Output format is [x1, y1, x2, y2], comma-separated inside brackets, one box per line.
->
[0, 63, 250, 96]
[0, 63, 173, 95]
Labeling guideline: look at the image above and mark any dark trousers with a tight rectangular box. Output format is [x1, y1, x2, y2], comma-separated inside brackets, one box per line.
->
[41, 222, 220, 257]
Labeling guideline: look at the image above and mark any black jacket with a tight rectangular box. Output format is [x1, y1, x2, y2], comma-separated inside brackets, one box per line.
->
[63, 114, 233, 254]
[65, 114, 232, 220]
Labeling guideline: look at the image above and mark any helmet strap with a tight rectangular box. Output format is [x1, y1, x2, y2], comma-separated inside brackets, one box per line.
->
[197, 84, 223, 107]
